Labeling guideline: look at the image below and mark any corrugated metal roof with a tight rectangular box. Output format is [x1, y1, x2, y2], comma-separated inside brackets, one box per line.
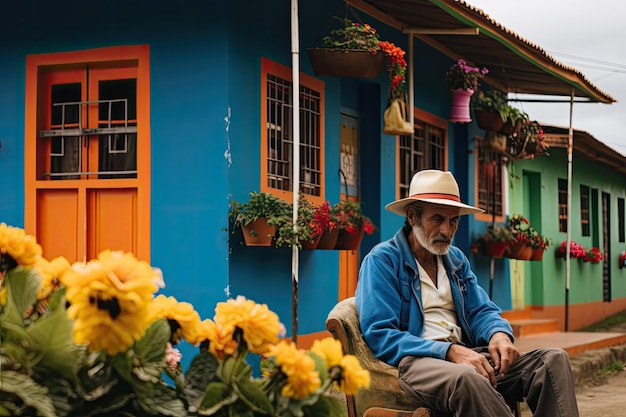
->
[346, 0, 616, 103]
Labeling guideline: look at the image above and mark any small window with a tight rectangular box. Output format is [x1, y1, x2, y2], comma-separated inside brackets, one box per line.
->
[475, 148, 504, 222]
[261, 58, 325, 205]
[618, 197, 625, 243]
[580, 185, 590, 236]
[398, 109, 447, 199]
[558, 178, 568, 232]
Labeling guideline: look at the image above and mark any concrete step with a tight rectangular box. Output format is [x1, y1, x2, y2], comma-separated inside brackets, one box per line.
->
[508, 318, 561, 338]
[515, 331, 626, 358]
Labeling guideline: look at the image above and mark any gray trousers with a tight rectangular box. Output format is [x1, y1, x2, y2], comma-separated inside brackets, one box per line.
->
[397, 347, 579, 417]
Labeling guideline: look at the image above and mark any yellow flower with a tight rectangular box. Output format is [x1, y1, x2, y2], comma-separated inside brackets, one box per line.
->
[310, 337, 343, 368]
[209, 321, 238, 359]
[214, 296, 281, 355]
[35, 256, 71, 301]
[0, 223, 42, 269]
[269, 340, 321, 399]
[60, 250, 160, 355]
[148, 294, 202, 345]
[0, 286, 5, 305]
[194, 318, 217, 346]
[336, 355, 370, 395]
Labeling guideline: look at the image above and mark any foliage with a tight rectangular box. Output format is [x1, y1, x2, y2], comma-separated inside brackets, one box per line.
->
[319, 18, 407, 100]
[472, 88, 509, 121]
[556, 240, 588, 259]
[515, 120, 549, 157]
[583, 246, 604, 263]
[322, 17, 381, 52]
[379, 41, 407, 99]
[229, 192, 292, 231]
[274, 193, 320, 249]
[471, 214, 552, 255]
[0, 224, 370, 416]
[620, 251, 626, 269]
[332, 200, 376, 236]
[445, 59, 488, 91]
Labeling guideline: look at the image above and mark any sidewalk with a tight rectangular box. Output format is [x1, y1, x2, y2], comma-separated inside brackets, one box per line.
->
[514, 321, 626, 385]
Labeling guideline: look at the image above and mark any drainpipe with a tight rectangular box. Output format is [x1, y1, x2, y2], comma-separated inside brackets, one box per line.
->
[565, 90, 574, 332]
[291, 0, 300, 343]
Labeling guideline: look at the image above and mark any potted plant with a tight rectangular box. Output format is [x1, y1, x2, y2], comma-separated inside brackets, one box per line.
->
[583, 246, 604, 263]
[312, 201, 341, 249]
[472, 88, 509, 132]
[274, 193, 323, 250]
[527, 228, 553, 261]
[619, 251, 626, 269]
[514, 120, 549, 158]
[445, 59, 489, 123]
[500, 106, 529, 136]
[229, 191, 291, 246]
[471, 224, 515, 258]
[331, 199, 376, 250]
[307, 17, 386, 78]
[555, 240, 587, 260]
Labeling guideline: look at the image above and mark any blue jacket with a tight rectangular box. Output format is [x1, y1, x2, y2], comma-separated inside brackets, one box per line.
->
[355, 226, 514, 367]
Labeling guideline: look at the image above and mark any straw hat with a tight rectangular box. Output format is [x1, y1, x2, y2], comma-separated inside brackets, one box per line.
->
[385, 170, 484, 216]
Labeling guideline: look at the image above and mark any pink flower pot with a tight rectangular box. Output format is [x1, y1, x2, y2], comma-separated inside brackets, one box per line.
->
[449, 88, 474, 123]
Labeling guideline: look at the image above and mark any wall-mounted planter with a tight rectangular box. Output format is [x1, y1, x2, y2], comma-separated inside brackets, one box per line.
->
[307, 48, 385, 78]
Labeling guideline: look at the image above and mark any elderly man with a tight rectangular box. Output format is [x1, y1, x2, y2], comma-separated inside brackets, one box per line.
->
[355, 169, 578, 417]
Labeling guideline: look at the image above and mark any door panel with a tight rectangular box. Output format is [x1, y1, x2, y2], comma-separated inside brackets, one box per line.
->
[88, 189, 137, 259]
[37, 189, 80, 261]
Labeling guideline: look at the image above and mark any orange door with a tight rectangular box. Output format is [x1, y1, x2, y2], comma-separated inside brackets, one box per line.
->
[30, 63, 142, 262]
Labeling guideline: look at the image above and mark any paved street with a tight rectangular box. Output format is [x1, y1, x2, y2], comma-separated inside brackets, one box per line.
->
[521, 368, 626, 417]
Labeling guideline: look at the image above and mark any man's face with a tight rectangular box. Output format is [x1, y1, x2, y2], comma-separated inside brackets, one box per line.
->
[412, 203, 460, 255]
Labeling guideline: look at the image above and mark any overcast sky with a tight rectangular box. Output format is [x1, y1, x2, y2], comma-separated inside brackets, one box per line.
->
[466, 0, 626, 156]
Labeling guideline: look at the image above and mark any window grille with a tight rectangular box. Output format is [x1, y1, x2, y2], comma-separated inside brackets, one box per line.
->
[558, 178, 568, 232]
[580, 185, 590, 236]
[477, 150, 503, 216]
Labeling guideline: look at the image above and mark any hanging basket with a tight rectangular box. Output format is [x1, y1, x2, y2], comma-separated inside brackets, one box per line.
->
[483, 131, 507, 153]
[507, 242, 533, 260]
[449, 88, 474, 123]
[483, 241, 510, 258]
[530, 247, 545, 261]
[307, 48, 385, 78]
[474, 109, 505, 132]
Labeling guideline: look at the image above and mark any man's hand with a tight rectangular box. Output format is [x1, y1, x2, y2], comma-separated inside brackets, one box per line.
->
[445, 344, 498, 388]
[488, 332, 519, 378]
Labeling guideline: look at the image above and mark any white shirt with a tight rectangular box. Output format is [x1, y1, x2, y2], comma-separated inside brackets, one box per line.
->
[416, 256, 463, 344]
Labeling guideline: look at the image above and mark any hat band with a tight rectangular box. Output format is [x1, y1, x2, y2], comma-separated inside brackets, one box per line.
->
[410, 193, 461, 203]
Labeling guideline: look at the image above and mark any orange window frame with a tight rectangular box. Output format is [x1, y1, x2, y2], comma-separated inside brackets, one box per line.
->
[260, 58, 325, 206]
[474, 138, 505, 223]
[395, 106, 448, 201]
[24, 45, 151, 260]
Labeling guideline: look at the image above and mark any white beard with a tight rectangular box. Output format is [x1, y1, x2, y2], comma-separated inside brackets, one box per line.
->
[412, 223, 451, 256]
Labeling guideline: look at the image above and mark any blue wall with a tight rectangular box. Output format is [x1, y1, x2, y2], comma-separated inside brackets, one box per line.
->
[0, 0, 514, 363]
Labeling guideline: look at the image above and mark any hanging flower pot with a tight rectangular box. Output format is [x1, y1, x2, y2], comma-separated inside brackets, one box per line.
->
[334, 228, 364, 251]
[307, 48, 385, 78]
[530, 247, 545, 261]
[507, 241, 533, 260]
[449, 88, 474, 123]
[474, 109, 505, 132]
[300, 234, 321, 250]
[484, 240, 510, 258]
[483, 131, 507, 153]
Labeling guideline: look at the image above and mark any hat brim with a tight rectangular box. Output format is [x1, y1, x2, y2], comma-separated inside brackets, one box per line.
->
[385, 197, 485, 217]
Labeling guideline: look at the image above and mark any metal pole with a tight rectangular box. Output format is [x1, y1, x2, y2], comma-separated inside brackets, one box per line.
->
[489, 160, 496, 300]
[408, 33, 414, 128]
[290, 0, 300, 344]
[565, 91, 574, 332]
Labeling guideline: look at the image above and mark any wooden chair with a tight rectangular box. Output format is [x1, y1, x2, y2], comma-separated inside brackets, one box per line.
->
[326, 297, 520, 417]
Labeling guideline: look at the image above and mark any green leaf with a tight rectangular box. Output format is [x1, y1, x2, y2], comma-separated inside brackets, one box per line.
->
[184, 351, 220, 408]
[134, 319, 170, 364]
[131, 378, 185, 417]
[3, 268, 41, 319]
[232, 378, 273, 415]
[197, 382, 238, 415]
[0, 370, 56, 417]
[25, 288, 79, 381]
[302, 394, 346, 417]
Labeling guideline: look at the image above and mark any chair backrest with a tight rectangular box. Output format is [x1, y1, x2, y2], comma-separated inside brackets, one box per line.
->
[325, 297, 426, 417]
